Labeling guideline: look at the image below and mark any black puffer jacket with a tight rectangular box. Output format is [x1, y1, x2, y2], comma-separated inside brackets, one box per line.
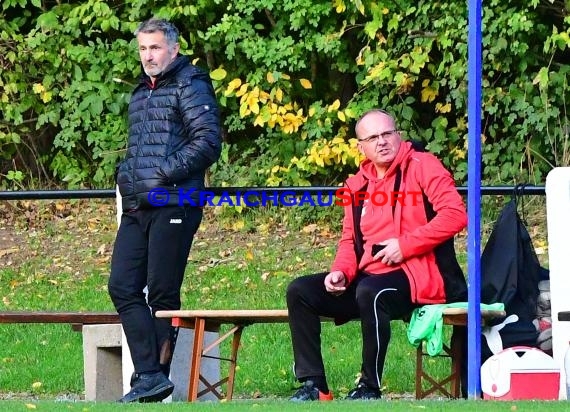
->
[116, 55, 222, 210]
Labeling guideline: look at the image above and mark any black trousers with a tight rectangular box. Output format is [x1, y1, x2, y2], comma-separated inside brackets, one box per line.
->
[286, 270, 416, 390]
[108, 206, 202, 374]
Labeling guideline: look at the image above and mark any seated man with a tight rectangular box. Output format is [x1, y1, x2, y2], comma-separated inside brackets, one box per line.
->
[286, 109, 467, 401]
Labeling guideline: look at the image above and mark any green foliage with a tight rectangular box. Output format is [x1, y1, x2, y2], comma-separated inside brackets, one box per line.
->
[0, 0, 569, 188]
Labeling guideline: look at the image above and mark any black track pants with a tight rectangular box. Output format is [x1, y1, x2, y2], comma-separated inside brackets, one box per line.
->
[108, 206, 202, 373]
[286, 270, 416, 389]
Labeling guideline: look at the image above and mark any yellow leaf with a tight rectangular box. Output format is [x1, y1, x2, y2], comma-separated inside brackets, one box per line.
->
[25, 404, 37, 409]
[246, 250, 254, 260]
[299, 78, 312, 89]
[210, 68, 227, 81]
[32, 83, 44, 94]
[337, 111, 346, 122]
[250, 101, 260, 114]
[227, 78, 242, 91]
[253, 115, 264, 127]
[239, 103, 249, 117]
[275, 88, 283, 102]
[302, 223, 318, 233]
[267, 72, 275, 83]
[420, 86, 438, 103]
[436, 102, 452, 113]
[41, 91, 52, 103]
[333, 0, 346, 13]
[32, 381, 42, 389]
[232, 220, 245, 230]
[328, 99, 341, 112]
[236, 83, 249, 97]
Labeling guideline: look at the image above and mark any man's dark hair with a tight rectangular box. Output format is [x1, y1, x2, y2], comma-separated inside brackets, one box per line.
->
[134, 18, 179, 47]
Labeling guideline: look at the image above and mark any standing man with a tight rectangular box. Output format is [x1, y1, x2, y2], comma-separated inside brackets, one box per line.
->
[108, 18, 221, 403]
[286, 109, 467, 401]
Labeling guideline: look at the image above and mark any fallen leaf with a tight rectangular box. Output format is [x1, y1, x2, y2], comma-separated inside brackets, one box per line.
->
[301, 223, 318, 233]
[0, 247, 19, 257]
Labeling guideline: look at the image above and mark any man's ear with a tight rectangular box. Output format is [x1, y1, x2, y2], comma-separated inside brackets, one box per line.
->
[171, 43, 180, 58]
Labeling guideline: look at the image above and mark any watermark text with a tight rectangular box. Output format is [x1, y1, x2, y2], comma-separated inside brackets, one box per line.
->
[147, 188, 423, 207]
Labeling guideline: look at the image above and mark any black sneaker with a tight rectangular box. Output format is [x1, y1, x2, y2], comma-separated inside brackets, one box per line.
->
[290, 380, 334, 401]
[345, 381, 381, 400]
[118, 371, 174, 403]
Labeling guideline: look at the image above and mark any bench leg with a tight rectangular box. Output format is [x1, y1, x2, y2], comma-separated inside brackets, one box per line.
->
[225, 325, 243, 400]
[415, 343, 423, 399]
[450, 325, 465, 398]
[415, 325, 464, 399]
[180, 318, 245, 402]
[188, 317, 206, 401]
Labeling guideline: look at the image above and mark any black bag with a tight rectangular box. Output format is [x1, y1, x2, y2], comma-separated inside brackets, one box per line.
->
[481, 193, 541, 320]
[460, 189, 543, 396]
[480, 188, 542, 359]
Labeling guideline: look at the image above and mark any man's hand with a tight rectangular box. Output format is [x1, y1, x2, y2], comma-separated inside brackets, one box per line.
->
[324, 271, 347, 295]
[372, 238, 403, 266]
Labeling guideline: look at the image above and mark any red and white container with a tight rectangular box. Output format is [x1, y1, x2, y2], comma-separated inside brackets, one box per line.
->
[481, 346, 560, 400]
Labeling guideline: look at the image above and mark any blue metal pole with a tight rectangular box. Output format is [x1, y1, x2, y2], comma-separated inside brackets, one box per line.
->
[467, 0, 483, 400]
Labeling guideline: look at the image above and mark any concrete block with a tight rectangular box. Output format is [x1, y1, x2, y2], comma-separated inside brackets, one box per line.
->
[82, 323, 123, 401]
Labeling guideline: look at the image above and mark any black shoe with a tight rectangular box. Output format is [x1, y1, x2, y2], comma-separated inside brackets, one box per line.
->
[290, 380, 334, 401]
[345, 381, 381, 400]
[118, 371, 174, 403]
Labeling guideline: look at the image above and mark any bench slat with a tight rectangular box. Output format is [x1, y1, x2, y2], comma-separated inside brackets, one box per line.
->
[0, 311, 120, 324]
[156, 308, 505, 324]
[156, 309, 289, 324]
[441, 307, 505, 317]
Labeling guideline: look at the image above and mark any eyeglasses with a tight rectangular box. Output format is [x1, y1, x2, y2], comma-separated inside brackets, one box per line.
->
[358, 129, 399, 144]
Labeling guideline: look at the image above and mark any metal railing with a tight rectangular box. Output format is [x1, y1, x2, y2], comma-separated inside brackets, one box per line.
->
[0, 185, 547, 201]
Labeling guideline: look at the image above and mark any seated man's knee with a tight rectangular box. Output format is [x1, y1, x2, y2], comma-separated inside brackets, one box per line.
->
[286, 278, 304, 304]
[355, 281, 378, 304]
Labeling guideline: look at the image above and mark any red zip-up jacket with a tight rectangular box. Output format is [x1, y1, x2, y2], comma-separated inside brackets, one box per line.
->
[331, 141, 468, 304]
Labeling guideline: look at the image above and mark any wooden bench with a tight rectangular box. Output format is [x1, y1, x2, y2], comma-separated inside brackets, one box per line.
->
[0, 311, 122, 401]
[156, 309, 289, 401]
[0, 311, 121, 329]
[156, 307, 505, 401]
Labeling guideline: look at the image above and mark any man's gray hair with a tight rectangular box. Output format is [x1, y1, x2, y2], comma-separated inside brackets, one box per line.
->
[134, 18, 179, 47]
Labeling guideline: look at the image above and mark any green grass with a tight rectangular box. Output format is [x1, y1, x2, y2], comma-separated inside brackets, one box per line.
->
[0, 399, 567, 411]
[0, 196, 554, 408]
